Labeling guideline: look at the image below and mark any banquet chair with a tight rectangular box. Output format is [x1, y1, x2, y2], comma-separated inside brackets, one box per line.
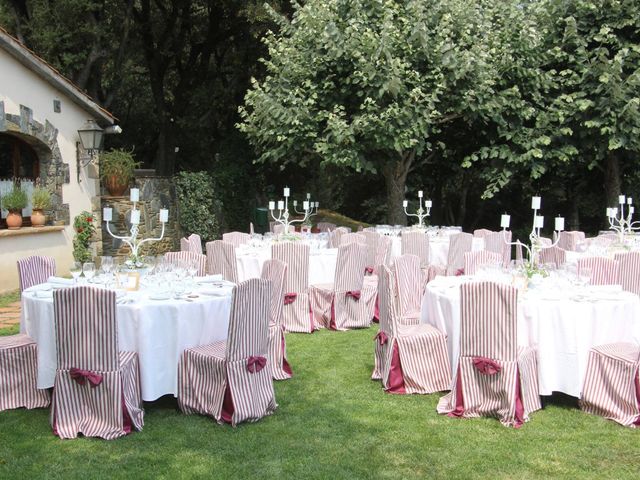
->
[372, 266, 451, 393]
[577, 257, 620, 286]
[484, 231, 512, 267]
[317, 222, 336, 233]
[445, 232, 473, 276]
[615, 252, 640, 296]
[401, 231, 429, 268]
[205, 240, 238, 282]
[310, 243, 375, 330]
[558, 231, 586, 252]
[463, 251, 502, 276]
[437, 281, 541, 428]
[272, 242, 314, 333]
[261, 259, 293, 380]
[341, 233, 366, 246]
[538, 246, 567, 269]
[328, 227, 349, 248]
[17, 255, 56, 292]
[51, 286, 144, 439]
[363, 231, 380, 274]
[579, 342, 640, 427]
[164, 251, 207, 276]
[180, 233, 202, 254]
[473, 229, 494, 239]
[393, 255, 424, 325]
[177, 279, 276, 426]
[223, 231, 251, 247]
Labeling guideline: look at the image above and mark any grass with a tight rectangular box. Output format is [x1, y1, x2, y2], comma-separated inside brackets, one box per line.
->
[0, 290, 19, 308]
[0, 290, 638, 478]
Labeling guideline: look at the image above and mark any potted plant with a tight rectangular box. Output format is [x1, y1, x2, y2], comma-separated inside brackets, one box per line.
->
[99, 148, 140, 197]
[31, 185, 51, 227]
[1, 184, 28, 229]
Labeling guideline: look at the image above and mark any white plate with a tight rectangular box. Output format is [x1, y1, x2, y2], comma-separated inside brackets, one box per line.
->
[148, 293, 172, 301]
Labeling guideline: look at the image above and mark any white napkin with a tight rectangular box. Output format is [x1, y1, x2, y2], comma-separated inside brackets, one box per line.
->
[47, 276, 74, 285]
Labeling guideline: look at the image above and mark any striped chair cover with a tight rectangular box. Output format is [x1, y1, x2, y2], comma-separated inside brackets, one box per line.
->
[577, 257, 620, 286]
[538, 246, 567, 268]
[473, 229, 494, 239]
[376, 236, 392, 268]
[223, 231, 251, 247]
[164, 251, 207, 276]
[328, 227, 349, 248]
[393, 255, 424, 325]
[579, 342, 640, 427]
[558, 231, 586, 252]
[437, 281, 541, 427]
[445, 233, 473, 276]
[272, 242, 313, 333]
[372, 266, 451, 393]
[205, 240, 238, 282]
[401, 231, 429, 268]
[177, 279, 276, 426]
[51, 286, 144, 439]
[261, 260, 292, 380]
[615, 252, 640, 296]
[17, 255, 56, 292]
[317, 222, 336, 233]
[463, 251, 502, 276]
[309, 243, 375, 330]
[341, 233, 366, 246]
[484, 231, 512, 267]
[180, 234, 203, 254]
[0, 334, 50, 412]
[363, 231, 380, 273]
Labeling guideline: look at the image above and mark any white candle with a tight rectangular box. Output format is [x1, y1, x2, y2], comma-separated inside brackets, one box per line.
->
[303, 201, 309, 210]
[103, 207, 112, 222]
[613, 207, 619, 216]
[531, 196, 541, 210]
[619, 195, 626, 204]
[159, 209, 168, 223]
[306, 193, 311, 200]
[283, 187, 290, 197]
[425, 200, 433, 208]
[630, 207, 635, 215]
[293, 200, 298, 207]
[403, 200, 408, 208]
[315, 202, 319, 208]
[418, 190, 423, 198]
[535, 215, 544, 229]
[130, 188, 140, 202]
[555, 216, 565, 231]
[500, 214, 510, 229]
[130, 210, 140, 224]
[277, 201, 284, 210]
[268, 201, 275, 210]
[628, 197, 633, 205]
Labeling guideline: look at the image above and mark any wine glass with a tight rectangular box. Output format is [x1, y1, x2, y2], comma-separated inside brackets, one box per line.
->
[101, 256, 114, 274]
[83, 262, 96, 282]
[70, 261, 82, 284]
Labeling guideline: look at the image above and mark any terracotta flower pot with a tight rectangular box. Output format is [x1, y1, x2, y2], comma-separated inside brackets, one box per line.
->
[31, 209, 46, 227]
[6, 210, 23, 230]
[104, 175, 129, 197]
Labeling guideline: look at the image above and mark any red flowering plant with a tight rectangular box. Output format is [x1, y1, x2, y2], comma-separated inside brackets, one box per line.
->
[73, 211, 96, 263]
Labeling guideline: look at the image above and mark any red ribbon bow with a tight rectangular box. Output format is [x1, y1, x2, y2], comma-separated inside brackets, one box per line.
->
[455, 268, 465, 276]
[365, 266, 374, 274]
[246, 356, 267, 374]
[346, 290, 361, 300]
[472, 357, 502, 376]
[374, 331, 388, 345]
[284, 293, 297, 305]
[69, 368, 103, 387]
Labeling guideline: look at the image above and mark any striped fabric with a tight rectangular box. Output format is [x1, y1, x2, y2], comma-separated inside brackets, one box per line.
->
[223, 232, 251, 247]
[463, 251, 502, 276]
[317, 222, 336, 233]
[372, 266, 451, 393]
[205, 240, 238, 282]
[51, 286, 144, 439]
[309, 243, 374, 331]
[363, 231, 380, 273]
[375, 236, 392, 270]
[272, 242, 313, 333]
[577, 257, 620, 286]
[393, 255, 424, 325]
[615, 252, 640, 296]
[401, 231, 429, 268]
[328, 227, 349, 248]
[437, 281, 541, 428]
[0, 334, 50, 412]
[164, 251, 207, 276]
[446, 233, 474, 276]
[341, 233, 366, 246]
[580, 342, 640, 427]
[538, 246, 567, 268]
[473, 229, 494, 239]
[558, 231, 586, 252]
[17, 255, 56, 292]
[180, 234, 203, 254]
[261, 260, 293, 380]
[178, 279, 277, 426]
[484, 231, 512, 267]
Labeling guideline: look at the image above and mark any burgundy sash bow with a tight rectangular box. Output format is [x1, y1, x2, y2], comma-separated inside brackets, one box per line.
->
[472, 357, 502, 376]
[246, 356, 267, 374]
[346, 290, 361, 300]
[365, 266, 374, 274]
[374, 331, 388, 345]
[284, 293, 297, 305]
[455, 268, 465, 276]
[69, 368, 103, 387]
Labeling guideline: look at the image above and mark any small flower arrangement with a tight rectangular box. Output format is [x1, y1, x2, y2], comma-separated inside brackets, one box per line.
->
[124, 254, 146, 269]
[73, 211, 96, 262]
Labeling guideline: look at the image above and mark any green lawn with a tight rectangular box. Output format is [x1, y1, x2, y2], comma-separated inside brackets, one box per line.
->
[1, 322, 638, 478]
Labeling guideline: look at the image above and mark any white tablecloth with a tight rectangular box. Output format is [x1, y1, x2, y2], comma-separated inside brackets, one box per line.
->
[21, 282, 233, 401]
[390, 236, 484, 265]
[421, 275, 640, 397]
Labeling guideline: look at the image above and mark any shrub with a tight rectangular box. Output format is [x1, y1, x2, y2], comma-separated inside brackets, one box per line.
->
[1, 184, 28, 212]
[72, 211, 96, 262]
[99, 148, 140, 182]
[31, 186, 51, 210]
[174, 171, 222, 242]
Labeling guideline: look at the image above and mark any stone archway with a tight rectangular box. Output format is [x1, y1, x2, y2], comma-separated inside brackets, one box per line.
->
[0, 101, 70, 224]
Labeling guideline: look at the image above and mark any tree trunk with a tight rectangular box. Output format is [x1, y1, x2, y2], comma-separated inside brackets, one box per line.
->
[383, 151, 414, 225]
[604, 151, 621, 208]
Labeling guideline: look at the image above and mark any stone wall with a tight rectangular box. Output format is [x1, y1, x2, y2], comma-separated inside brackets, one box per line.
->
[101, 170, 179, 259]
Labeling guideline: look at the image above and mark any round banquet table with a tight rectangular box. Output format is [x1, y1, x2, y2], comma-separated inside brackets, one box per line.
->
[390, 235, 484, 265]
[21, 280, 233, 401]
[421, 275, 640, 397]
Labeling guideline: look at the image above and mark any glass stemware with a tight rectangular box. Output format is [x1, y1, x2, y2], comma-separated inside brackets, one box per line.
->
[70, 261, 82, 284]
[83, 262, 96, 282]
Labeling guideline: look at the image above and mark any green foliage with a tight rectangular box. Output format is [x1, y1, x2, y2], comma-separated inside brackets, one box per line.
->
[99, 148, 140, 182]
[174, 171, 221, 242]
[31, 186, 51, 210]
[0, 183, 28, 211]
[72, 211, 96, 263]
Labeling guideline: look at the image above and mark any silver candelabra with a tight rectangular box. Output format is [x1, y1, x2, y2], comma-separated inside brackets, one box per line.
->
[607, 194, 639, 243]
[403, 190, 432, 228]
[268, 187, 313, 234]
